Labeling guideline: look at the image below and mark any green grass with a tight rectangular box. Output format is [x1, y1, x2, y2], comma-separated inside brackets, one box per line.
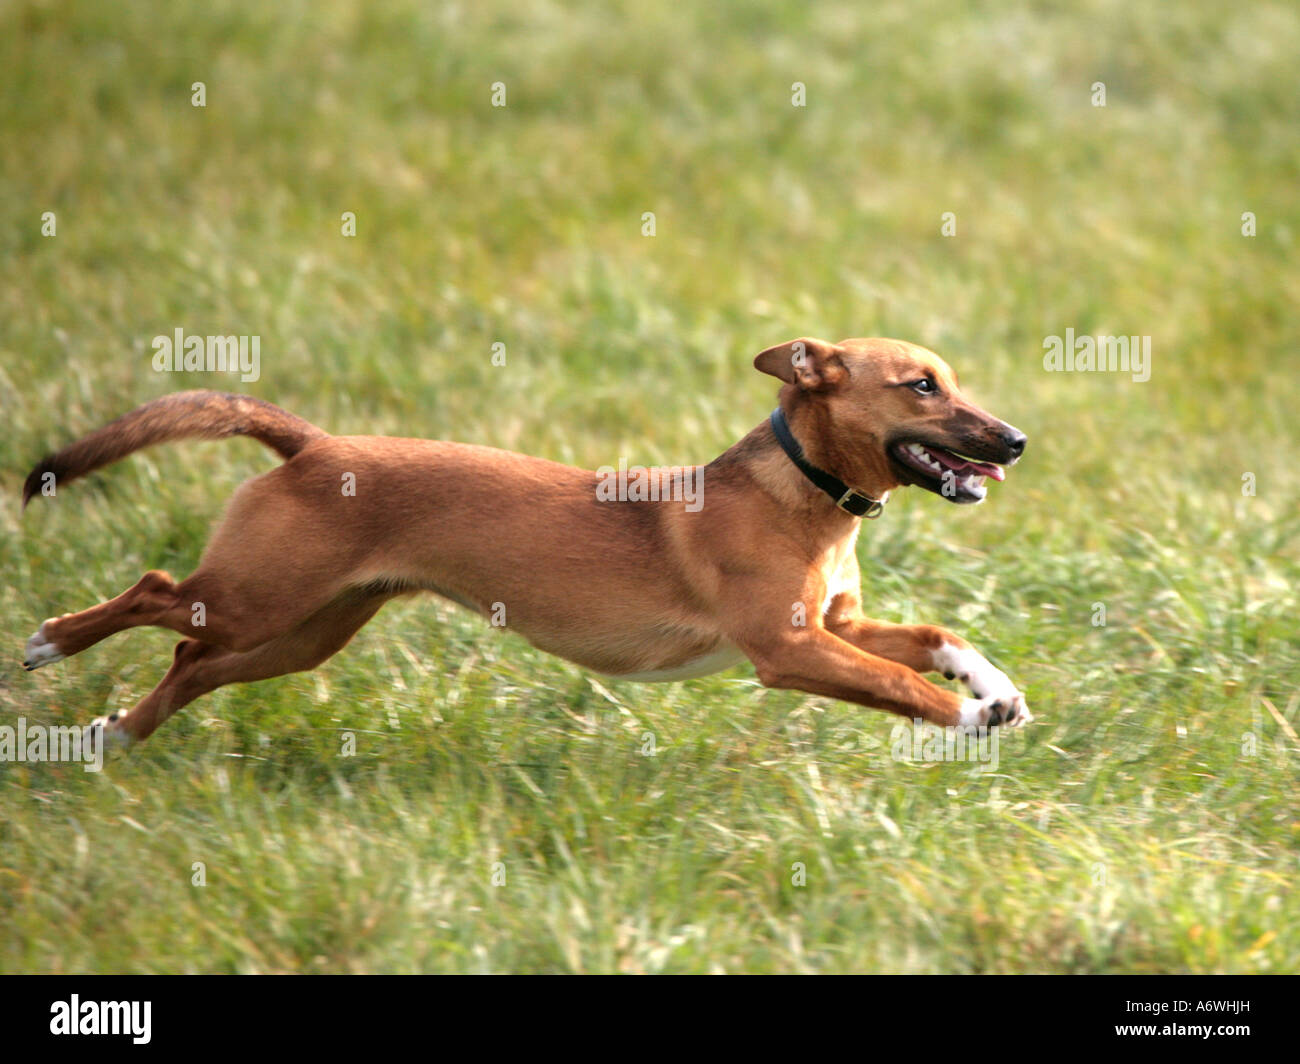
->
[1, 0, 1297, 972]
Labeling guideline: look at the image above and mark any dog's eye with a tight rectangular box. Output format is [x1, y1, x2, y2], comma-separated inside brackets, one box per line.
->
[910, 379, 937, 395]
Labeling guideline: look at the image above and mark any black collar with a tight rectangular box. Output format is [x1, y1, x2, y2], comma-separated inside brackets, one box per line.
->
[769, 407, 885, 519]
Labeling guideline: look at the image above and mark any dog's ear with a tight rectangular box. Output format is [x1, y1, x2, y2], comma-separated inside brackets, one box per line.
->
[753, 337, 846, 390]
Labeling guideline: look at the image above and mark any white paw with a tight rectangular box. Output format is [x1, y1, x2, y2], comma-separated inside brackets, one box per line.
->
[959, 692, 1033, 729]
[23, 620, 66, 671]
[933, 641, 1025, 699]
[85, 712, 134, 750]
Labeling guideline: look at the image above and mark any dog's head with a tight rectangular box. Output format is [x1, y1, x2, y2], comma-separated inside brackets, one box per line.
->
[755, 337, 1026, 505]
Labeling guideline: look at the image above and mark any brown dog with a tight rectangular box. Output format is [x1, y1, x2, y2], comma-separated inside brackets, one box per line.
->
[22, 337, 1030, 745]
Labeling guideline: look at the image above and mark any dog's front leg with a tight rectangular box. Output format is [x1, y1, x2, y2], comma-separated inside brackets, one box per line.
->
[738, 626, 1024, 729]
[824, 614, 1032, 725]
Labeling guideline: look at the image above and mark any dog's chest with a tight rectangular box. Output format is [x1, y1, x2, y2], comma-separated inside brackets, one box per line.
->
[820, 525, 862, 614]
[610, 642, 748, 683]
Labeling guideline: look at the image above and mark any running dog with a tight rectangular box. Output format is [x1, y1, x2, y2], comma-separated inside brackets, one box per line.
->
[21, 337, 1031, 744]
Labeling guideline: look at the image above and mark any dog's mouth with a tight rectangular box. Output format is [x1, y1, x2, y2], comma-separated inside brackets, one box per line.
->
[889, 441, 1008, 504]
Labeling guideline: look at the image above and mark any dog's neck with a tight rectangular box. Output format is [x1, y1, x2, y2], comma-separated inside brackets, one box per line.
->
[708, 404, 897, 522]
[783, 396, 896, 499]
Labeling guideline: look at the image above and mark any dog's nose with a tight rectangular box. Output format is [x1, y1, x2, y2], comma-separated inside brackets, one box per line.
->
[1001, 428, 1027, 458]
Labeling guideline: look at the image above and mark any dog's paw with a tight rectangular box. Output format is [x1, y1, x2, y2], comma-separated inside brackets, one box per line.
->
[23, 620, 66, 671]
[934, 642, 1032, 721]
[959, 692, 1033, 730]
[84, 711, 134, 751]
[935, 646, 1014, 699]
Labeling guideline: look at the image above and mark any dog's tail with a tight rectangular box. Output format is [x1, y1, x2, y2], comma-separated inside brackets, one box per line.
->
[22, 390, 329, 508]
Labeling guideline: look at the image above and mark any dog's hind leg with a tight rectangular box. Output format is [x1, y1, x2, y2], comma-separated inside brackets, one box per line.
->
[22, 563, 324, 668]
[25, 522, 372, 674]
[24, 463, 377, 669]
[24, 570, 184, 670]
[87, 588, 391, 744]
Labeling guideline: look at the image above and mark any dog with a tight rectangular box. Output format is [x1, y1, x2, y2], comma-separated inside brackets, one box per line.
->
[21, 336, 1030, 745]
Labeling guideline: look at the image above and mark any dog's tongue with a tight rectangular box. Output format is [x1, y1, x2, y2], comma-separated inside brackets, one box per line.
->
[929, 447, 1005, 482]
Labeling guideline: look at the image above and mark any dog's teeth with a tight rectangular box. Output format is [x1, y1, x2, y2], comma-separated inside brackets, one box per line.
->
[904, 442, 950, 475]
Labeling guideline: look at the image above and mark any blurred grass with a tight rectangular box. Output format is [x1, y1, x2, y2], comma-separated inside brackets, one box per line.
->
[0, 0, 1297, 972]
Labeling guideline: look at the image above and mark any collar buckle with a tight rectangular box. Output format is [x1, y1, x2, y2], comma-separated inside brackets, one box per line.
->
[836, 489, 884, 519]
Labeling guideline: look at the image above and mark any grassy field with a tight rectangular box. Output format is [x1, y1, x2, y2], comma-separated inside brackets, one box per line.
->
[1, 0, 1297, 973]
